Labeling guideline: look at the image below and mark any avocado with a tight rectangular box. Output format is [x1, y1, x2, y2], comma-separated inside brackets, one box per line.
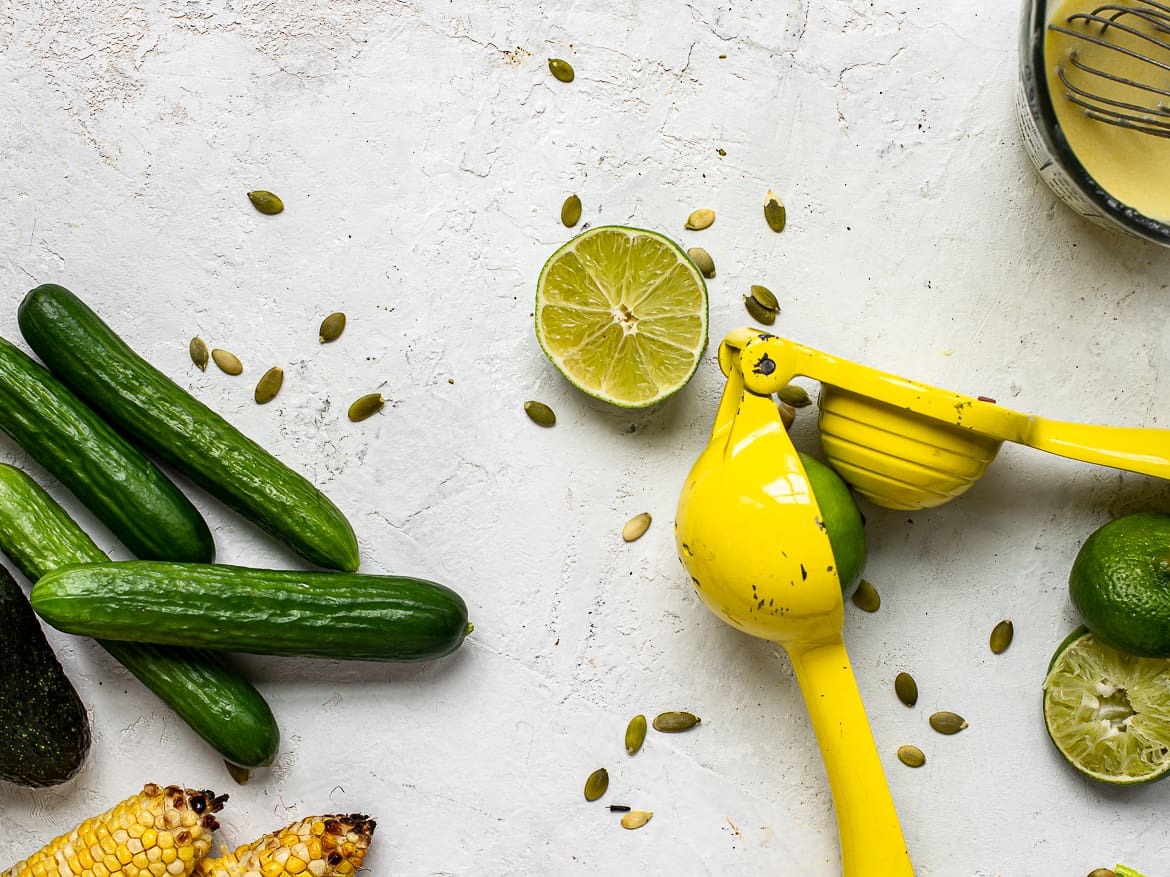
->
[0, 562, 90, 786]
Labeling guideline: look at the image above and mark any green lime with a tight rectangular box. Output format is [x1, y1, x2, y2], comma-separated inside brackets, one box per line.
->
[801, 452, 867, 599]
[1042, 626, 1170, 785]
[1069, 512, 1170, 658]
[535, 226, 708, 408]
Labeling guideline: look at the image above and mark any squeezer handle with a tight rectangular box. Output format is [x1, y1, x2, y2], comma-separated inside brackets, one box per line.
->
[787, 638, 915, 876]
[1025, 417, 1170, 481]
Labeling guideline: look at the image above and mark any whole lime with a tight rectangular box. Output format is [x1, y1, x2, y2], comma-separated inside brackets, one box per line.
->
[800, 452, 867, 599]
[1069, 512, 1170, 658]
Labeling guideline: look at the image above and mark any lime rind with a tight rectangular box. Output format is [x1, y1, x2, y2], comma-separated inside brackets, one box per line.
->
[535, 225, 708, 409]
[1068, 512, 1170, 659]
[1043, 629, 1170, 785]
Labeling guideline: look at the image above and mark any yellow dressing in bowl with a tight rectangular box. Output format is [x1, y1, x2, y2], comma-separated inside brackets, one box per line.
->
[1045, 0, 1170, 221]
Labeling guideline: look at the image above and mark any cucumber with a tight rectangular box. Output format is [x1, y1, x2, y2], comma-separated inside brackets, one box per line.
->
[32, 561, 472, 663]
[0, 562, 90, 786]
[0, 464, 279, 768]
[0, 334, 213, 563]
[18, 284, 359, 572]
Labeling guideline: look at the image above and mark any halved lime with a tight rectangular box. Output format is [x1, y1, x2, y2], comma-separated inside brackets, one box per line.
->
[1042, 626, 1170, 785]
[800, 452, 867, 600]
[535, 226, 708, 408]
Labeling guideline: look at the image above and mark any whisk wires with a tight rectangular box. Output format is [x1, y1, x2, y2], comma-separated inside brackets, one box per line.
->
[1049, 2, 1170, 136]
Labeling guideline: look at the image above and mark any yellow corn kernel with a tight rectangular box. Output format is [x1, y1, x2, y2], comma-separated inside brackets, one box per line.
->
[194, 814, 375, 877]
[1, 784, 226, 877]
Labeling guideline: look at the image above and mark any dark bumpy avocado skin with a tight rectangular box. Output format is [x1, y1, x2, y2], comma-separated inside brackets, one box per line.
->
[0, 563, 90, 787]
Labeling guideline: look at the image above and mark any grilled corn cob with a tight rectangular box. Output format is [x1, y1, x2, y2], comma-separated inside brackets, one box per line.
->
[194, 814, 375, 877]
[3, 783, 227, 877]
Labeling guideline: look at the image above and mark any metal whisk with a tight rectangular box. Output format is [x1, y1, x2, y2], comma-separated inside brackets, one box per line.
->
[1048, 2, 1170, 136]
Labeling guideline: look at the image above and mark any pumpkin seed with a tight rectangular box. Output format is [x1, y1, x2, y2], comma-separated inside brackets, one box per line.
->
[894, 672, 918, 707]
[764, 190, 786, 233]
[778, 401, 796, 430]
[749, 284, 780, 312]
[319, 312, 346, 343]
[253, 366, 283, 404]
[1086, 870, 1117, 877]
[247, 190, 284, 215]
[625, 714, 647, 755]
[561, 194, 582, 228]
[684, 208, 715, 230]
[211, 348, 243, 375]
[584, 767, 608, 801]
[189, 337, 209, 371]
[548, 58, 574, 82]
[652, 711, 700, 733]
[621, 512, 651, 542]
[778, 384, 811, 408]
[686, 247, 716, 278]
[850, 579, 880, 612]
[524, 400, 556, 427]
[348, 393, 385, 422]
[897, 744, 926, 768]
[743, 295, 777, 326]
[224, 761, 251, 785]
[989, 619, 1014, 654]
[620, 810, 653, 830]
[929, 711, 968, 735]
[851, 579, 879, 612]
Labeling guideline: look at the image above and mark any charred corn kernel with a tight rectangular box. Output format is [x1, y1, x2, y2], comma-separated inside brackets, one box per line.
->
[195, 814, 375, 877]
[2, 784, 226, 877]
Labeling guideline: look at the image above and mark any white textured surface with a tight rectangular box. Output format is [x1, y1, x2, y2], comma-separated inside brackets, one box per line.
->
[2, 2, 1170, 875]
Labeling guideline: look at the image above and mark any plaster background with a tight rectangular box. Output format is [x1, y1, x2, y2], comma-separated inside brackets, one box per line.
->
[2, 1, 1169, 874]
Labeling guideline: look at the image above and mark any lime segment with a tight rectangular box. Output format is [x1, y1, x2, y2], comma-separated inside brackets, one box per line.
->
[536, 226, 708, 408]
[1042, 628, 1170, 785]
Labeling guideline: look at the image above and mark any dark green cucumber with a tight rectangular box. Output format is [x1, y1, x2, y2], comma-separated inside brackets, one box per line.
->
[32, 561, 472, 663]
[19, 284, 359, 572]
[0, 562, 90, 786]
[0, 334, 213, 563]
[0, 464, 278, 768]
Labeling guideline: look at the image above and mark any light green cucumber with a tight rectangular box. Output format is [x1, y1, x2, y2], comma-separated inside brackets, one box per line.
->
[32, 561, 472, 663]
[0, 464, 278, 768]
[0, 334, 213, 563]
[18, 284, 358, 572]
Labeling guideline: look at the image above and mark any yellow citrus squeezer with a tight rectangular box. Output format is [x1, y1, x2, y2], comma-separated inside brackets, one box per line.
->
[675, 332, 915, 876]
[724, 328, 1170, 510]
